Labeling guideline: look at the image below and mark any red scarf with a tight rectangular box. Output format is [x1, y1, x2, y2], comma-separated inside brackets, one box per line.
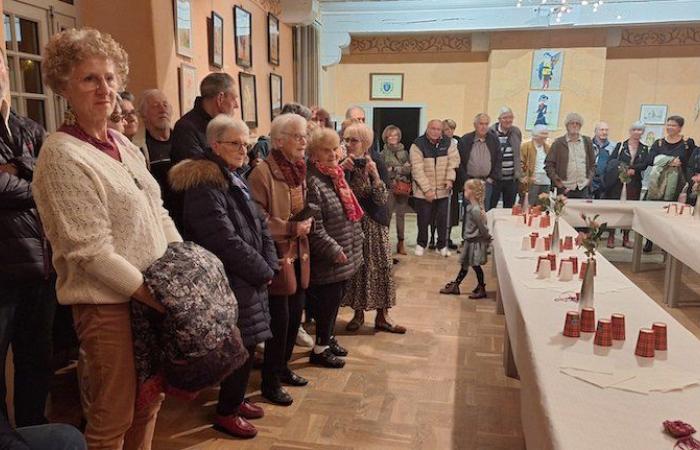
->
[271, 148, 306, 187]
[314, 161, 364, 222]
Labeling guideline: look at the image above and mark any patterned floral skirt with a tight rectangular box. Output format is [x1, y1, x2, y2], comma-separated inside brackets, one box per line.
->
[341, 216, 397, 311]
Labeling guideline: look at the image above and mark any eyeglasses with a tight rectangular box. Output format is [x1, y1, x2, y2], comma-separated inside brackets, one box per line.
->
[282, 132, 308, 142]
[343, 137, 361, 145]
[218, 140, 248, 150]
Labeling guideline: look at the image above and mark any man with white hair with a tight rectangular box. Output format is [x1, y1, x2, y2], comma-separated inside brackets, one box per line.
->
[458, 113, 501, 210]
[520, 124, 551, 204]
[591, 121, 617, 199]
[345, 105, 366, 123]
[545, 112, 595, 198]
[136, 89, 174, 203]
[489, 107, 523, 208]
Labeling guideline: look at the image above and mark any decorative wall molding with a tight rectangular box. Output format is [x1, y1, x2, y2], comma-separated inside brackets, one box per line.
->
[349, 34, 471, 54]
[620, 27, 700, 47]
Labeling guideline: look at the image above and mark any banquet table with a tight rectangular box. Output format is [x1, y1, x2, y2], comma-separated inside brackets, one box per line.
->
[632, 206, 700, 307]
[488, 209, 700, 450]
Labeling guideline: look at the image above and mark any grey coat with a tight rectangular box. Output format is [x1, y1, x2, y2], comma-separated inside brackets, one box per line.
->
[306, 164, 364, 285]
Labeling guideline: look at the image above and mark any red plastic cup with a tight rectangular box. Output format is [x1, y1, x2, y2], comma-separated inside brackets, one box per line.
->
[547, 253, 557, 271]
[652, 322, 667, 351]
[544, 236, 551, 251]
[635, 328, 656, 357]
[611, 313, 625, 340]
[580, 307, 595, 333]
[528, 215, 534, 227]
[563, 311, 581, 337]
[569, 256, 578, 274]
[594, 319, 612, 346]
[579, 262, 588, 280]
[530, 233, 538, 248]
[512, 204, 522, 215]
[564, 236, 574, 250]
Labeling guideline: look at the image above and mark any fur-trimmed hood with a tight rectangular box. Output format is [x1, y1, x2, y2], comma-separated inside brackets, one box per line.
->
[169, 158, 229, 192]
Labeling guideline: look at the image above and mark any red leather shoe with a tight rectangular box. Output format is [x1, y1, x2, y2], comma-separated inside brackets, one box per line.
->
[239, 400, 264, 420]
[214, 414, 257, 439]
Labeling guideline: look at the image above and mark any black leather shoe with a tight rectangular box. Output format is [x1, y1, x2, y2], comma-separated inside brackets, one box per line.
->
[329, 337, 348, 357]
[643, 240, 653, 253]
[261, 384, 293, 406]
[280, 369, 308, 386]
[310, 348, 346, 368]
[448, 240, 458, 250]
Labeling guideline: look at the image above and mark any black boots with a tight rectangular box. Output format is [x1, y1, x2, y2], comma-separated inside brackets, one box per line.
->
[469, 284, 487, 299]
[440, 281, 461, 295]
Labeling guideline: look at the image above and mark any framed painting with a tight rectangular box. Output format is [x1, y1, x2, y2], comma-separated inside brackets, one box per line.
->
[530, 49, 564, 90]
[239, 72, 258, 128]
[270, 73, 283, 120]
[268, 13, 280, 66]
[174, 0, 194, 57]
[643, 124, 665, 147]
[370, 73, 404, 100]
[234, 6, 252, 68]
[525, 91, 561, 131]
[640, 104, 668, 125]
[178, 63, 197, 116]
[209, 11, 224, 68]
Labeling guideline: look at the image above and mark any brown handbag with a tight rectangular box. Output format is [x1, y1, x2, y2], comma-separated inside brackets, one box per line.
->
[392, 179, 412, 196]
[269, 240, 298, 296]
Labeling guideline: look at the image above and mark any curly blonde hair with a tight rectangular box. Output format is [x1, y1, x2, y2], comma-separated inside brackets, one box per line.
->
[43, 28, 129, 93]
[465, 179, 486, 209]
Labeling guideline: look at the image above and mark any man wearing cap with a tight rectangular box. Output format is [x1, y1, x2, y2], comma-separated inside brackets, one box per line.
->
[489, 107, 524, 209]
[544, 112, 595, 198]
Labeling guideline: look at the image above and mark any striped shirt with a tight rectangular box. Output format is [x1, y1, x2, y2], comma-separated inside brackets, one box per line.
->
[498, 132, 514, 180]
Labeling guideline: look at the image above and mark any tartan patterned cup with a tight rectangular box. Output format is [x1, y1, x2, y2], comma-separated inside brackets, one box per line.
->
[652, 322, 668, 351]
[611, 314, 626, 340]
[563, 311, 581, 337]
[635, 328, 656, 357]
[569, 256, 578, 274]
[594, 319, 612, 346]
[512, 204, 523, 215]
[580, 307, 596, 333]
[564, 236, 574, 250]
[539, 215, 550, 228]
[547, 254, 557, 271]
[544, 236, 551, 251]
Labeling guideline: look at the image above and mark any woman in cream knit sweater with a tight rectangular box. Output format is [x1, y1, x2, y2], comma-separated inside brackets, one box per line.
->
[32, 29, 180, 450]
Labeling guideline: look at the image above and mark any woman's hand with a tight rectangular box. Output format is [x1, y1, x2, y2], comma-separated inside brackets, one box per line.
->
[627, 168, 635, 176]
[334, 251, 348, 264]
[367, 160, 379, 179]
[297, 218, 313, 237]
[692, 174, 700, 183]
[340, 156, 355, 171]
[671, 157, 682, 167]
[425, 190, 436, 202]
[132, 283, 165, 314]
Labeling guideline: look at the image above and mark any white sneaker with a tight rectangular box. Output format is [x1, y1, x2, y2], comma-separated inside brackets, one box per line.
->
[415, 245, 425, 256]
[439, 247, 452, 257]
[296, 326, 314, 348]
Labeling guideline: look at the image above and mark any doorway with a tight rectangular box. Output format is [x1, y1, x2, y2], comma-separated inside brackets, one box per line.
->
[372, 107, 421, 151]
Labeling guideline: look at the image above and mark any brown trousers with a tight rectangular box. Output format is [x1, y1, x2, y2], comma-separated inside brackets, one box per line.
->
[73, 303, 163, 450]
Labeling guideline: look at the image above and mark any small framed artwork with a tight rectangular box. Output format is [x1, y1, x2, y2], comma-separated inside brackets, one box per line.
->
[643, 124, 665, 147]
[178, 63, 197, 116]
[234, 6, 252, 68]
[268, 13, 280, 66]
[270, 74, 283, 120]
[370, 73, 404, 100]
[640, 104, 668, 125]
[209, 11, 224, 68]
[525, 91, 562, 130]
[530, 49, 564, 90]
[174, 0, 194, 57]
[239, 72, 258, 128]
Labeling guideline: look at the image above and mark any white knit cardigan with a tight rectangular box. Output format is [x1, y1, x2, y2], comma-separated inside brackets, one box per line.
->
[32, 131, 182, 305]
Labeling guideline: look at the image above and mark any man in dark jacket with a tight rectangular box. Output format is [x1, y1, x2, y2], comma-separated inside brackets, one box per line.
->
[489, 107, 523, 209]
[458, 113, 501, 211]
[545, 112, 595, 198]
[0, 49, 54, 428]
[169, 72, 239, 230]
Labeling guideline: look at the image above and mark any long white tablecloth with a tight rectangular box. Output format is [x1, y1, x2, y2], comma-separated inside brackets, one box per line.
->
[633, 206, 700, 274]
[489, 209, 700, 450]
[562, 199, 662, 228]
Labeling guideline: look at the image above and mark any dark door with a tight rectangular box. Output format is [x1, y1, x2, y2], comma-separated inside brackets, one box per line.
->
[372, 107, 421, 151]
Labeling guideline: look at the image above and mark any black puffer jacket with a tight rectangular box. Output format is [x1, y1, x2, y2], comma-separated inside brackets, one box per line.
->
[306, 164, 364, 285]
[0, 110, 46, 283]
[170, 153, 278, 347]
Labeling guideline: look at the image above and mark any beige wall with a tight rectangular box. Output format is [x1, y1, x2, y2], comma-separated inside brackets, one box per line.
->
[322, 30, 700, 141]
[80, 0, 295, 136]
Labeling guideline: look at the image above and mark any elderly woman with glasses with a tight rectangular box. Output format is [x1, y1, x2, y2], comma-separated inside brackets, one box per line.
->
[170, 114, 278, 438]
[341, 122, 406, 334]
[32, 28, 181, 449]
[248, 113, 312, 406]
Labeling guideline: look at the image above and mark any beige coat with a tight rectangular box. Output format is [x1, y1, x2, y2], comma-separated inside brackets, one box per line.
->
[521, 139, 552, 181]
[409, 138, 460, 200]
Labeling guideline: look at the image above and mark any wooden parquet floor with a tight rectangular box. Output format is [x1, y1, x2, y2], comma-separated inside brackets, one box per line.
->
[48, 215, 700, 450]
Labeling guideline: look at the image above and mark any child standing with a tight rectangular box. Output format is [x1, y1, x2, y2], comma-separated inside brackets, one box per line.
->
[440, 179, 492, 298]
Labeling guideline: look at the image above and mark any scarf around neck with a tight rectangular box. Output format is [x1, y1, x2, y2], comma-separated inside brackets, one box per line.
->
[314, 161, 364, 222]
[271, 148, 306, 187]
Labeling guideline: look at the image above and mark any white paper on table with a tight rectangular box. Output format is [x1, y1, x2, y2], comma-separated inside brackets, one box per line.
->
[520, 277, 634, 294]
[609, 366, 700, 394]
[560, 353, 615, 374]
[560, 368, 637, 389]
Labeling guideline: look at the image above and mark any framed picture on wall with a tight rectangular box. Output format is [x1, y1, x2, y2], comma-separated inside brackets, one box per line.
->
[268, 13, 280, 66]
[270, 73, 283, 120]
[178, 63, 197, 115]
[174, 0, 194, 57]
[234, 6, 252, 68]
[239, 72, 258, 128]
[643, 124, 665, 147]
[209, 11, 224, 68]
[525, 91, 561, 130]
[370, 73, 404, 100]
[639, 104, 668, 125]
[530, 49, 563, 90]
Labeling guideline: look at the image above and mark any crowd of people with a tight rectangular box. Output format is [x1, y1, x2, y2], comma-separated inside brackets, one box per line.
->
[2, 25, 700, 450]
